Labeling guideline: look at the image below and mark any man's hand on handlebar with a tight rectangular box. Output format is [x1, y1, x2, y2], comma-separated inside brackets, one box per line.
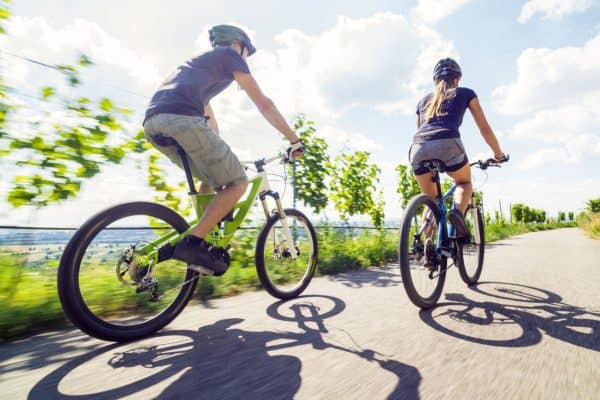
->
[287, 139, 306, 161]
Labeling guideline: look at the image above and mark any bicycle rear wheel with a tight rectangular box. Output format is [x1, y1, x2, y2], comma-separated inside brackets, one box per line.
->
[255, 208, 318, 300]
[457, 204, 485, 285]
[399, 194, 447, 309]
[58, 202, 198, 342]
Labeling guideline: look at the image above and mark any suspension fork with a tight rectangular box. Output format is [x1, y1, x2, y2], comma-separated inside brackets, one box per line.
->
[259, 190, 298, 259]
[469, 195, 482, 244]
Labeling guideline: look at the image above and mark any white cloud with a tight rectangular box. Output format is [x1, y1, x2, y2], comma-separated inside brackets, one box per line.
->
[493, 33, 600, 115]
[320, 126, 383, 153]
[195, 13, 456, 147]
[518, 147, 566, 169]
[411, 0, 473, 25]
[0, 12, 462, 225]
[494, 33, 600, 167]
[1, 16, 163, 93]
[518, 0, 593, 24]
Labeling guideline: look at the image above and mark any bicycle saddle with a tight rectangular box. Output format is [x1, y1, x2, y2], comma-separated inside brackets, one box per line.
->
[419, 159, 447, 172]
[153, 133, 179, 147]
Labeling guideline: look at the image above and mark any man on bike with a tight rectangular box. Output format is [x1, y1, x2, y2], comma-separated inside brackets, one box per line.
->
[143, 24, 304, 276]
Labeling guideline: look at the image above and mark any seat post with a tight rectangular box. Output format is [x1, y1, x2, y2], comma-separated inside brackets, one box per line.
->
[175, 144, 198, 194]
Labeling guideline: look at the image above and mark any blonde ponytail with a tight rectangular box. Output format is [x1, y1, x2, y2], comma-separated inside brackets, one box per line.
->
[424, 79, 457, 121]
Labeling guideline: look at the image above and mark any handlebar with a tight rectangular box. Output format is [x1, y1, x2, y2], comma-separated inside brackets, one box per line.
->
[242, 153, 290, 171]
[241, 141, 305, 171]
[470, 154, 510, 170]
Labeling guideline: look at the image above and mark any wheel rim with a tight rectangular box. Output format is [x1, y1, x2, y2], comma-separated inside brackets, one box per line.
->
[76, 213, 192, 327]
[261, 214, 315, 295]
[404, 201, 444, 301]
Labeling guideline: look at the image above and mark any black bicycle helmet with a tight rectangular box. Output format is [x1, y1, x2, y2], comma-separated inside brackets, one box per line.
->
[209, 24, 256, 56]
[433, 58, 462, 81]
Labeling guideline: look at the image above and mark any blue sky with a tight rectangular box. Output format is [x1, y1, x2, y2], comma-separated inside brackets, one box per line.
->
[1, 0, 599, 226]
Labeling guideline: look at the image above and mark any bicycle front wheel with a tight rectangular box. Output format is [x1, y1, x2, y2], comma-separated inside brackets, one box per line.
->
[457, 204, 485, 285]
[58, 202, 198, 342]
[255, 208, 318, 300]
[399, 194, 447, 309]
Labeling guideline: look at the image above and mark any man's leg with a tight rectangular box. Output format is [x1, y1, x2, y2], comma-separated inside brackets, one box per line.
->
[190, 180, 248, 239]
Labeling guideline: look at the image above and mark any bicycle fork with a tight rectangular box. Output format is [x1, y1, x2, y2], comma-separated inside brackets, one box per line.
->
[259, 191, 299, 259]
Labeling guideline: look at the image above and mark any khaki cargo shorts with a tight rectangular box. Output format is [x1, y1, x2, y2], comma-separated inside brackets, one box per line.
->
[144, 113, 247, 190]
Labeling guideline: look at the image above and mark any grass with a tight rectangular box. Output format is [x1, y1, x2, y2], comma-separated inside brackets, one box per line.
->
[577, 212, 600, 240]
[0, 221, 577, 341]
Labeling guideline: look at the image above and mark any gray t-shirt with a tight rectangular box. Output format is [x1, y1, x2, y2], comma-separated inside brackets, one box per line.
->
[144, 47, 250, 123]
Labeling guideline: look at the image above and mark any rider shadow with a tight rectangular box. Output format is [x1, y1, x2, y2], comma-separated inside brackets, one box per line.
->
[266, 295, 421, 399]
[0, 329, 106, 376]
[29, 295, 421, 400]
[419, 282, 600, 351]
[29, 320, 301, 400]
[326, 265, 403, 289]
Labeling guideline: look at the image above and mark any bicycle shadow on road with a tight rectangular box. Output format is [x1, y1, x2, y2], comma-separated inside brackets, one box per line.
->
[27, 295, 421, 400]
[326, 265, 403, 289]
[419, 282, 600, 351]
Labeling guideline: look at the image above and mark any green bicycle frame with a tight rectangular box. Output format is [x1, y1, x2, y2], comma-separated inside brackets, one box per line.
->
[138, 174, 264, 263]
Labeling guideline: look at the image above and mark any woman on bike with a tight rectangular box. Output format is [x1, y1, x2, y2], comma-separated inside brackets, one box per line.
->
[143, 24, 304, 275]
[409, 58, 506, 237]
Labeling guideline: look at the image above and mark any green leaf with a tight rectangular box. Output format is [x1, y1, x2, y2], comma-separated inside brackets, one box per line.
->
[99, 98, 113, 112]
[40, 86, 55, 100]
[78, 54, 94, 67]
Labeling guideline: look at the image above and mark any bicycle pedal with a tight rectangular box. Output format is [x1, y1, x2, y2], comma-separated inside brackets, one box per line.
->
[187, 264, 214, 276]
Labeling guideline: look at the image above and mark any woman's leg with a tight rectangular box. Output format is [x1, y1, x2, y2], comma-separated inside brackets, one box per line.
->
[447, 163, 472, 214]
[414, 171, 437, 197]
[414, 172, 437, 239]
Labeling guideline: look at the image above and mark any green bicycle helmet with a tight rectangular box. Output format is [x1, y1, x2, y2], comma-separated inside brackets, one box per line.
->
[433, 58, 462, 81]
[209, 24, 256, 56]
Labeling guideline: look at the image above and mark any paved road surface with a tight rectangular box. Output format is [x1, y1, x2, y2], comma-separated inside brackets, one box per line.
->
[1, 228, 599, 399]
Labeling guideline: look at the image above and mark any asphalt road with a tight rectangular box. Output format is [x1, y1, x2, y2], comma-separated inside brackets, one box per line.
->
[1, 228, 599, 399]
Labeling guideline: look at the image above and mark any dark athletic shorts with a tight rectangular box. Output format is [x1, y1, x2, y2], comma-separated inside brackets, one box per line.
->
[409, 138, 468, 176]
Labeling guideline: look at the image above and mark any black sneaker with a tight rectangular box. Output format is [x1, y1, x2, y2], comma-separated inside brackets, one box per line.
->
[172, 235, 230, 276]
[449, 209, 470, 239]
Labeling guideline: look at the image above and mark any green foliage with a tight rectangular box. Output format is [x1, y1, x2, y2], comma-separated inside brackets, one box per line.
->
[317, 227, 397, 274]
[577, 212, 600, 240]
[1, 216, 583, 340]
[511, 202, 547, 224]
[577, 198, 600, 239]
[290, 115, 330, 213]
[3, 56, 148, 207]
[0, 226, 398, 340]
[395, 164, 420, 208]
[586, 198, 600, 213]
[329, 150, 384, 226]
[568, 211, 574, 222]
[147, 151, 190, 217]
[0, 0, 10, 35]
[558, 211, 566, 222]
[0, 1, 11, 143]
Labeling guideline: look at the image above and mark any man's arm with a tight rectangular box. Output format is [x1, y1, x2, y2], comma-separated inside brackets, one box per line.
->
[204, 103, 219, 134]
[233, 71, 300, 143]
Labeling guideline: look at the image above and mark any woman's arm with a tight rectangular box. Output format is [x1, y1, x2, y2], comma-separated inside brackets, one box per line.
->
[468, 97, 504, 159]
